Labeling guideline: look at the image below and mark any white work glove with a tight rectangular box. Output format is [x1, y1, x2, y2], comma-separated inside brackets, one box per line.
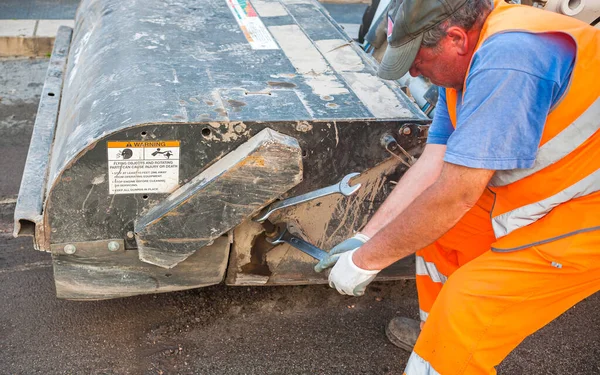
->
[314, 233, 370, 273]
[328, 249, 380, 296]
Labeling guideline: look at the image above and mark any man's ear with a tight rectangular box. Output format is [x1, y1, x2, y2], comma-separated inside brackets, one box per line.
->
[445, 26, 470, 55]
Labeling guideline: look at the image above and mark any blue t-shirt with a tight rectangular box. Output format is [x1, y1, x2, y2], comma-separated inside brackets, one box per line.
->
[426, 32, 576, 170]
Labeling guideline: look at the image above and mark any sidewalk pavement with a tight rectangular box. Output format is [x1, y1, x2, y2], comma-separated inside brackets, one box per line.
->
[0, 20, 74, 57]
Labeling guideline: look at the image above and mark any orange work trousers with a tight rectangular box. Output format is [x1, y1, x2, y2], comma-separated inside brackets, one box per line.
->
[405, 189, 600, 375]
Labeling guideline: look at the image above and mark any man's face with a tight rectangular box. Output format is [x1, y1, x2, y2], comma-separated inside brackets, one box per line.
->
[407, 26, 477, 91]
[408, 45, 465, 90]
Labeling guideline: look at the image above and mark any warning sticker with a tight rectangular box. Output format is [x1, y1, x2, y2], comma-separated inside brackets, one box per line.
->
[107, 141, 180, 195]
[226, 0, 279, 50]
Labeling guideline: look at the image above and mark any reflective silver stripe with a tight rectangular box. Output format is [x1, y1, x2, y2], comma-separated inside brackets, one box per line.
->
[490, 97, 600, 187]
[493, 168, 600, 238]
[415, 255, 448, 284]
[405, 351, 441, 375]
[419, 309, 429, 322]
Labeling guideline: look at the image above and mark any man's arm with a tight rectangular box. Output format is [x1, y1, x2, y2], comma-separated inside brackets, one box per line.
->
[312, 143, 447, 272]
[353, 163, 494, 270]
[361, 143, 447, 238]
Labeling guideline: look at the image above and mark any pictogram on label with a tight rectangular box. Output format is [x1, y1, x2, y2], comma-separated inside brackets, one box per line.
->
[226, 0, 279, 50]
[107, 140, 180, 195]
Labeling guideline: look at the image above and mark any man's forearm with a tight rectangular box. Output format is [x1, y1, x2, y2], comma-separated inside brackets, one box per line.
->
[361, 144, 446, 238]
[354, 163, 494, 270]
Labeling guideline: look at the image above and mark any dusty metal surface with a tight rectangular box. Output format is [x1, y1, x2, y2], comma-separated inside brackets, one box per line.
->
[45, 0, 425, 195]
[13, 26, 72, 250]
[52, 236, 231, 299]
[45, 120, 424, 293]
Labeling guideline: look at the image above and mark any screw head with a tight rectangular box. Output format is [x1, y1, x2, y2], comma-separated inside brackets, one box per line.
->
[401, 126, 412, 135]
[64, 244, 76, 254]
[126, 231, 135, 239]
[108, 241, 120, 252]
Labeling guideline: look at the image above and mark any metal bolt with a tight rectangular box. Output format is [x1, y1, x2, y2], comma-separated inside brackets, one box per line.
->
[126, 231, 135, 239]
[108, 241, 120, 252]
[234, 124, 244, 133]
[401, 126, 412, 135]
[381, 134, 399, 150]
[64, 244, 76, 254]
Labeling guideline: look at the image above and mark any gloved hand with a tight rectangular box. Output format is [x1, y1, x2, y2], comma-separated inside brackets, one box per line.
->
[329, 250, 380, 296]
[314, 233, 370, 273]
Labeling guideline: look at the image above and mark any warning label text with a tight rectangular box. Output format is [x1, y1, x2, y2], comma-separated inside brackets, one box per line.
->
[107, 140, 180, 195]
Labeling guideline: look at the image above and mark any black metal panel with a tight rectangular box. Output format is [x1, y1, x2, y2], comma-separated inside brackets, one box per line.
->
[46, 120, 426, 245]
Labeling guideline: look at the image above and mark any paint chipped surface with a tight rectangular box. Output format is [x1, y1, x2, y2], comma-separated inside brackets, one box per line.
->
[315, 39, 365, 73]
[47, 0, 423, 189]
[133, 32, 149, 40]
[44, 0, 426, 227]
[251, 0, 288, 17]
[92, 174, 105, 185]
[269, 25, 330, 75]
[304, 75, 349, 97]
[342, 72, 412, 118]
[280, 0, 313, 4]
[295, 121, 313, 132]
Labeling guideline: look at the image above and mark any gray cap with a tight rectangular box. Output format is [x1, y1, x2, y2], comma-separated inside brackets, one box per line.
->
[377, 0, 469, 80]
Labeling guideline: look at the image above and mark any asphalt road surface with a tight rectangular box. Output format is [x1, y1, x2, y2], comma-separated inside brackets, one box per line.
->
[1, 58, 599, 375]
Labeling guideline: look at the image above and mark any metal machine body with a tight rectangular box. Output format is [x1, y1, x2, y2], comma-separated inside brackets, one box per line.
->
[14, 0, 430, 299]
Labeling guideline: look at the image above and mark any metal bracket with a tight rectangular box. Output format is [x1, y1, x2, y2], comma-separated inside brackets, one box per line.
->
[50, 239, 126, 256]
[13, 26, 73, 250]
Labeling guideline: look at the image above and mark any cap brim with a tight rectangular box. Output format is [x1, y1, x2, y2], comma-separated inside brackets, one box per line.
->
[377, 33, 423, 80]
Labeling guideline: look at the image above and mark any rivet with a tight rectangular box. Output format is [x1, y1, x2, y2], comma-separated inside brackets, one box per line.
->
[234, 124, 244, 133]
[126, 231, 135, 239]
[108, 241, 120, 252]
[64, 244, 76, 254]
[401, 126, 412, 135]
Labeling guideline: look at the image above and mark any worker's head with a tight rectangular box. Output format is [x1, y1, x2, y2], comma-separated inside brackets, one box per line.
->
[378, 0, 493, 90]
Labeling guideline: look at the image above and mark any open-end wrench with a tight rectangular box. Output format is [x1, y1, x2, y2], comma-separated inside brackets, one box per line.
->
[265, 223, 328, 261]
[254, 172, 361, 223]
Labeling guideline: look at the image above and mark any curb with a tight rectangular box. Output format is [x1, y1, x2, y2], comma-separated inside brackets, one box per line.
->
[0, 20, 74, 57]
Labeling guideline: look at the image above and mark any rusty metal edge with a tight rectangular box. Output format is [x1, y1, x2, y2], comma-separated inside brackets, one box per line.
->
[13, 25, 73, 251]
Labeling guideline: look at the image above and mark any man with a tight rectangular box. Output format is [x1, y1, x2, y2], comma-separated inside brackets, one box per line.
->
[315, 0, 600, 373]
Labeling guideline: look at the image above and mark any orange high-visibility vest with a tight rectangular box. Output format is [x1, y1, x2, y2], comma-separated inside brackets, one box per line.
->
[446, 0, 600, 251]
